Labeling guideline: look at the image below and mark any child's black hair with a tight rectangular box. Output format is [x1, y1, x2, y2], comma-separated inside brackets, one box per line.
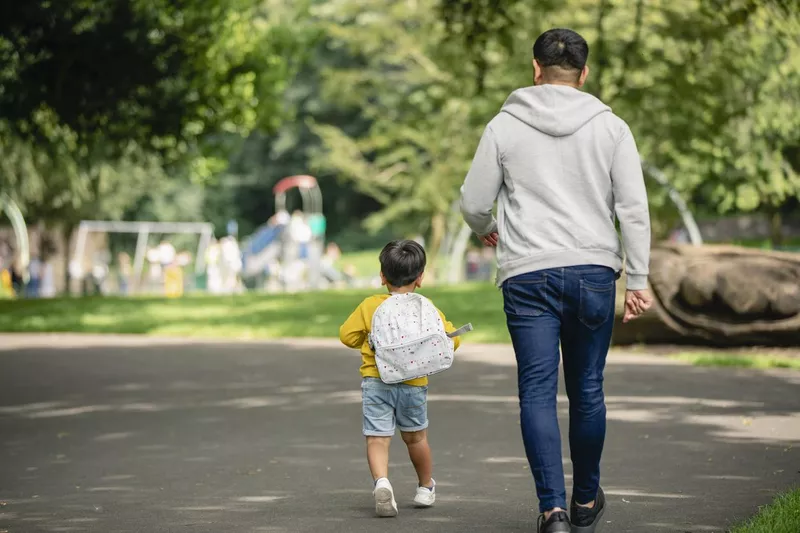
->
[379, 240, 426, 287]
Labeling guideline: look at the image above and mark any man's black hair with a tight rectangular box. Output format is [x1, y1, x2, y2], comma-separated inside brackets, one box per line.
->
[532, 28, 589, 72]
[379, 240, 426, 287]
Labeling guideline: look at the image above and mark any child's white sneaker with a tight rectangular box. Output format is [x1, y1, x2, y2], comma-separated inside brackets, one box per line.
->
[413, 479, 436, 507]
[373, 478, 398, 517]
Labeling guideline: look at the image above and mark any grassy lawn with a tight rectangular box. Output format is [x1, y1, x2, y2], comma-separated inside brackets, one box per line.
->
[0, 283, 511, 343]
[336, 248, 457, 281]
[5, 287, 800, 362]
[672, 352, 800, 370]
[336, 248, 380, 279]
[731, 488, 800, 533]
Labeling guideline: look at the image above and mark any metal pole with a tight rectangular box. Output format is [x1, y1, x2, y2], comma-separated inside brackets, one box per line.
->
[447, 222, 473, 284]
[644, 164, 703, 246]
[70, 223, 90, 295]
[195, 227, 212, 274]
[310, 187, 323, 214]
[298, 188, 310, 213]
[132, 226, 150, 293]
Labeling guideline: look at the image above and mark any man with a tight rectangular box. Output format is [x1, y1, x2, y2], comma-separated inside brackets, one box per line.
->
[460, 28, 652, 533]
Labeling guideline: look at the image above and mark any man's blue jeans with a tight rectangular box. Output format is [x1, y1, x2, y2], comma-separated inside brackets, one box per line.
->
[502, 265, 617, 513]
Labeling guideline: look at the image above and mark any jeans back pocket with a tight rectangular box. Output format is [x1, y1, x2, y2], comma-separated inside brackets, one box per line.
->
[578, 278, 615, 330]
[502, 275, 548, 317]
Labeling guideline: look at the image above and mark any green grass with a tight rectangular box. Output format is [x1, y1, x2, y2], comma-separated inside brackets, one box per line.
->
[0, 283, 511, 343]
[730, 237, 800, 251]
[336, 248, 380, 279]
[731, 488, 800, 533]
[672, 352, 800, 370]
[335, 248, 458, 280]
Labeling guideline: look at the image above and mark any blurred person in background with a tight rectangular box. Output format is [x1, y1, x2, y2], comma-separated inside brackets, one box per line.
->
[289, 210, 312, 260]
[220, 236, 243, 293]
[26, 254, 42, 298]
[38, 238, 56, 298]
[0, 240, 10, 269]
[91, 253, 109, 295]
[157, 240, 176, 271]
[146, 247, 162, 292]
[10, 258, 23, 296]
[118, 252, 132, 295]
[479, 247, 494, 281]
[0, 241, 11, 296]
[40, 259, 56, 298]
[321, 242, 344, 286]
[465, 247, 480, 281]
[205, 240, 222, 294]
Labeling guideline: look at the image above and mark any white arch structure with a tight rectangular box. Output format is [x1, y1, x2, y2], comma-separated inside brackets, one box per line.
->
[0, 193, 30, 283]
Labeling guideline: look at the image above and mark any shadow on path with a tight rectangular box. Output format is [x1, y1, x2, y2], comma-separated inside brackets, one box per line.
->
[0, 339, 798, 532]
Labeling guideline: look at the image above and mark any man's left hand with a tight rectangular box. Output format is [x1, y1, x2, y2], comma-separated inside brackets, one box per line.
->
[480, 232, 499, 247]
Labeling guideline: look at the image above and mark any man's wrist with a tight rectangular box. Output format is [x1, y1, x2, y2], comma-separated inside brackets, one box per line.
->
[626, 274, 649, 291]
[479, 221, 498, 237]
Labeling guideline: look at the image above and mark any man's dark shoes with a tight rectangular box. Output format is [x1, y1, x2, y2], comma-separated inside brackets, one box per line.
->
[538, 510, 571, 533]
[570, 487, 606, 533]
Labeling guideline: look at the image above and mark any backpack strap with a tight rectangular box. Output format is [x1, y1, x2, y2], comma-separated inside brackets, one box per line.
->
[447, 323, 473, 338]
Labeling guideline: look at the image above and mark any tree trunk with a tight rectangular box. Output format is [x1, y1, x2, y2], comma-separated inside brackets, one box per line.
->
[770, 210, 784, 249]
[61, 222, 76, 296]
[593, 0, 611, 101]
[619, 243, 800, 346]
[614, 0, 644, 97]
[427, 211, 447, 283]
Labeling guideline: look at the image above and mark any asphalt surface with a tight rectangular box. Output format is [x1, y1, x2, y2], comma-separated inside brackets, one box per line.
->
[0, 335, 799, 533]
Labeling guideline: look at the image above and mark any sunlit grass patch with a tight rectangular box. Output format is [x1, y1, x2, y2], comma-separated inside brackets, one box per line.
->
[0, 283, 511, 342]
[730, 488, 800, 533]
[672, 352, 800, 370]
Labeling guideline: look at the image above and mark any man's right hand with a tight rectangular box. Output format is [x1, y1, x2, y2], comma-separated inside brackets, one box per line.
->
[480, 232, 499, 247]
[623, 289, 653, 323]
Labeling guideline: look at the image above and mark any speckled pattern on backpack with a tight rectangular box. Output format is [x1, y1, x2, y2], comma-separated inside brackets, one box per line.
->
[369, 293, 455, 384]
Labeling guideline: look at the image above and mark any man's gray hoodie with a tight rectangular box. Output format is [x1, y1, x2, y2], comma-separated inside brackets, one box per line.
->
[460, 84, 651, 290]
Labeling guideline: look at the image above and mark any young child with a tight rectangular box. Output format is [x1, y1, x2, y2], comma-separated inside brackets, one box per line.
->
[339, 240, 461, 517]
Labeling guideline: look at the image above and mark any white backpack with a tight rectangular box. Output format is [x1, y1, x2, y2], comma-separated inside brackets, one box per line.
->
[369, 293, 471, 384]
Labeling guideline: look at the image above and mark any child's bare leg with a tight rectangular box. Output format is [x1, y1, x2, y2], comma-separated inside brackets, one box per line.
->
[366, 436, 391, 481]
[401, 429, 433, 487]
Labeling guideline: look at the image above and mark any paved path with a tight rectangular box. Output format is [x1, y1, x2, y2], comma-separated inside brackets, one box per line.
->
[0, 334, 799, 533]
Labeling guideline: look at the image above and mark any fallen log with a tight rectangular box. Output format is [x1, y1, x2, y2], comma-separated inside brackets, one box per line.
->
[613, 244, 800, 347]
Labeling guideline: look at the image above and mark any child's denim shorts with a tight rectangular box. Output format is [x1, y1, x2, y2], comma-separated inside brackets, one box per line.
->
[361, 377, 428, 437]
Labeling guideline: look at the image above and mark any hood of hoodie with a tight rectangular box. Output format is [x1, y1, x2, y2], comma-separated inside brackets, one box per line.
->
[500, 84, 611, 137]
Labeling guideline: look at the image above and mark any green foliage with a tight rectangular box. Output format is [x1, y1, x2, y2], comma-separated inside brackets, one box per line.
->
[437, 0, 800, 225]
[310, 0, 483, 262]
[0, 0, 306, 225]
[205, 25, 381, 240]
[0, 283, 511, 343]
[673, 351, 800, 370]
[3, 0, 799, 249]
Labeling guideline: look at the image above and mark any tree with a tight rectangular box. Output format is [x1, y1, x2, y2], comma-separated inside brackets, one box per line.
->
[0, 0, 304, 227]
[436, 0, 800, 239]
[679, 6, 800, 244]
[310, 0, 484, 269]
[204, 26, 382, 243]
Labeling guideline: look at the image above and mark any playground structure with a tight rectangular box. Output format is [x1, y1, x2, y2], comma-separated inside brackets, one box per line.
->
[15, 175, 329, 297]
[240, 175, 328, 291]
[70, 220, 214, 294]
